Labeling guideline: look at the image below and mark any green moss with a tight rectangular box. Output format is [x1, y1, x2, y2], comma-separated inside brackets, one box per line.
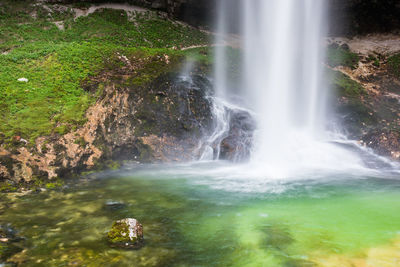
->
[107, 221, 135, 244]
[41, 144, 48, 154]
[326, 46, 359, 69]
[388, 53, 400, 78]
[31, 177, 64, 190]
[105, 160, 121, 170]
[45, 180, 64, 189]
[367, 54, 380, 67]
[373, 58, 380, 67]
[74, 137, 87, 148]
[0, 182, 17, 193]
[92, 158, 121, 172]
[328, 69, 365, 97]
[131, 50, 183, 84]
[55, 125, 69, 135]
[0, 242, 5, 257]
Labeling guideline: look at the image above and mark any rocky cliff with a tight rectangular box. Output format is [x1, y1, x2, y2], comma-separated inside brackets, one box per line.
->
[327, 35, 400, 160]
[0, 51, 213, 187]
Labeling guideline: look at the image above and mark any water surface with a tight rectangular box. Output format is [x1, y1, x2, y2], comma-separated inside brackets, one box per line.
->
[2, 162, 400, 266]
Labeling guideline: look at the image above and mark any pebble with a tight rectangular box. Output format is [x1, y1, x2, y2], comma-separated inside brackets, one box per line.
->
[17, 78, 28, 82]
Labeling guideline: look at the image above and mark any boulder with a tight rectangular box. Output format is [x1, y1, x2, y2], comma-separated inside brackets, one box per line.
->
[219, 109, 256, 162]
[107, 218, 144, 249]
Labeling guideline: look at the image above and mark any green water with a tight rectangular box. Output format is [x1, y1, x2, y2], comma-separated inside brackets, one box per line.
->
[1, 163, 400, 266]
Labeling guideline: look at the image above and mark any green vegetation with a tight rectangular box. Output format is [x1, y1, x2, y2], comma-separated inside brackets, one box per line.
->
[367, 54, 380, 67]
[327, 69, 365, 97]
[326, 46, 359, 69]
[32, 178, 64, 189]
[45, 180, 64, 189]
[0, 1, 210, 145]
[0, 182, 17, 193]
[104, 160, 121, 170]
[108, 221, 132, 244]
[388, 53, 400, 78]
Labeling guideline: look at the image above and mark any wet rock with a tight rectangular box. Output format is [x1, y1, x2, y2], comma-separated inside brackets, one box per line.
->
[361, 130, 400, 160]
[220, 109, 256, 162]
[107, 218, 144, 249]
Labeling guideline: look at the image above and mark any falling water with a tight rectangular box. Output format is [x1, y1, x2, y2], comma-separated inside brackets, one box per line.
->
[213, 0, 378, 178]
[214, 0, 228, 98]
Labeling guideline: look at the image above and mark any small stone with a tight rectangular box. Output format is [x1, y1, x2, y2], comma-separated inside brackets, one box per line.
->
[17, 78, 28, 82]
[104, 201, 126, 211]
[107, 218, 144, 249]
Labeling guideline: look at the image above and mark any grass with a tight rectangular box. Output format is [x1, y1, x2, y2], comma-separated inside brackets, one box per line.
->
[388, 53, 400, 78]
[326, 46, 360, 69]
[0, 1, 210, 145]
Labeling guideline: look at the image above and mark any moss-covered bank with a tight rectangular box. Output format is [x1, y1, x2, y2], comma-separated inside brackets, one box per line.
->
[0, 1, 214, 187]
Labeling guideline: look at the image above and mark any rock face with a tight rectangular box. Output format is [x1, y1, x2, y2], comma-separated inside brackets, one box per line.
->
[328, 36, 400, 161]
[107, 218, 144, 249]
[0, 53, 213, 185]
[219, 109, 255, 162]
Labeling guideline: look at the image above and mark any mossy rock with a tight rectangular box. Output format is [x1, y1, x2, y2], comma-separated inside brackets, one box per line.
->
[107, 218, 144, 249]
[327, 69, 365, 97]
[326, 45, 359, 69]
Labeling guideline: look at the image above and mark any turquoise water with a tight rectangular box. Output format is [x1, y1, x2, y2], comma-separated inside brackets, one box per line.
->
[2, 162, 400, 266]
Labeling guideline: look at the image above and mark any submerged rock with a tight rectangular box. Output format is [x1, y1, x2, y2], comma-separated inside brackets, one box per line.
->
[0, 225, 24, 262]
[107, 218, 144, 249]
[104, 201, 126, 211]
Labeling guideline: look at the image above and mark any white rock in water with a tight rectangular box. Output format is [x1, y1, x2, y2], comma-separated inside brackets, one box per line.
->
[17, 78, 28, 82]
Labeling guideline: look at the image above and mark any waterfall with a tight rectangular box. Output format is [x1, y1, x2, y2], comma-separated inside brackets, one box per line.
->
[214, 0, 368, 177]
[242, 0, 328, 172]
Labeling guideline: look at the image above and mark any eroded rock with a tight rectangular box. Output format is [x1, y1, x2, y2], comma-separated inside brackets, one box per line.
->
[220, 109, 255, 162]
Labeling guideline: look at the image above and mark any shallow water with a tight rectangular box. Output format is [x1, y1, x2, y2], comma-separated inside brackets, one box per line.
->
[2, 162, 400, 266]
